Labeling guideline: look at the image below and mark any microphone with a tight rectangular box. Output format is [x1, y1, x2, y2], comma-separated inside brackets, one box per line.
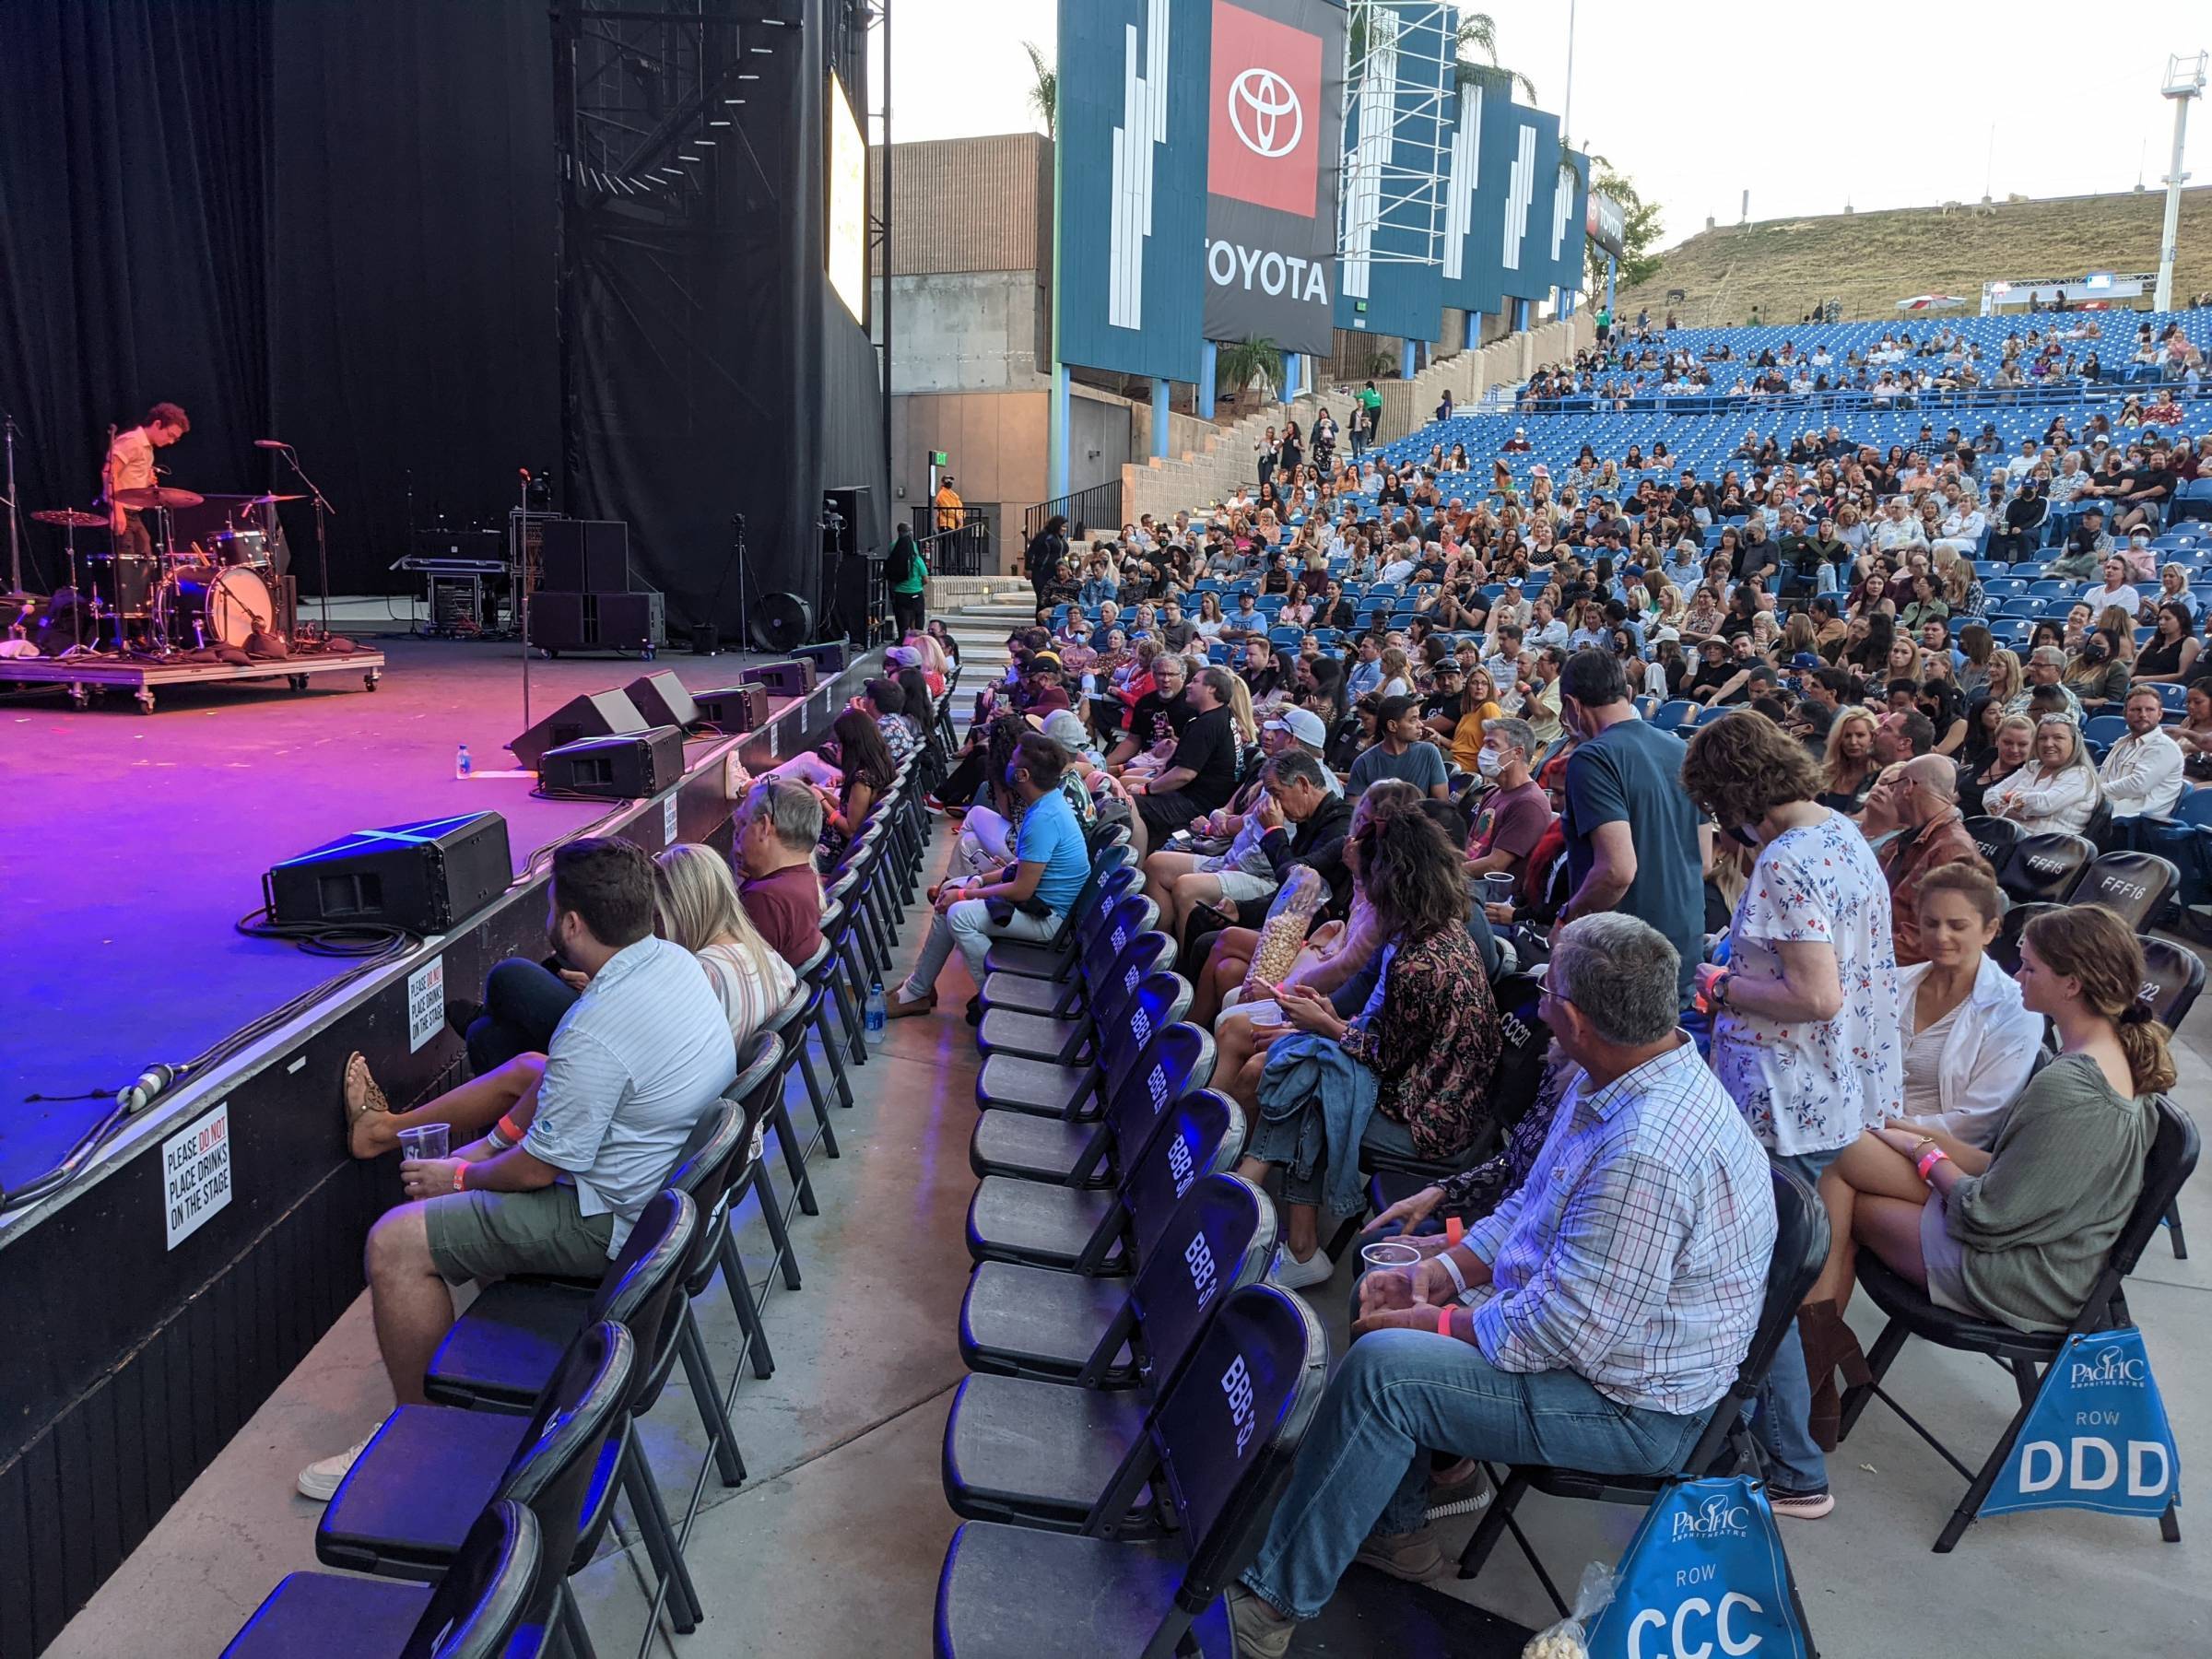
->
[117, 1062, 185, 1114]
[518, 467, 533, 483]
[254, 439, 290, 450]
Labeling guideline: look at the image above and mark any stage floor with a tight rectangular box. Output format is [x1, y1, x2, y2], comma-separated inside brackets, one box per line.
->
[0, 637, 792, 1193]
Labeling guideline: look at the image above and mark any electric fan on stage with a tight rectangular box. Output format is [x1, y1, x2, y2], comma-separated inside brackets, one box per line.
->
[749, 591, 813, 654]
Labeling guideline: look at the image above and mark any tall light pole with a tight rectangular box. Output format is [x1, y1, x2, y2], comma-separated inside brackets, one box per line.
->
[2154, 51, 2206, 314]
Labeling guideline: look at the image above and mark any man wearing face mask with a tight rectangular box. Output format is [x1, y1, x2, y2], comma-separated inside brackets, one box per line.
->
[888, 732, 1092, 1018]
[1462, 719, 1554, 882]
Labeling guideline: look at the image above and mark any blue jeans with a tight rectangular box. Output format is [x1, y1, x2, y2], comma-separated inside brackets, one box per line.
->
[1752, 1148, 1839, 1493]
[1240, 1330, 1708, 1619]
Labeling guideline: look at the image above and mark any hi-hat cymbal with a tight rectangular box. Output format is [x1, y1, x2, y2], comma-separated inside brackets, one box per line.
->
[112, 486, 206, 510]
[33, 508, 109, 528]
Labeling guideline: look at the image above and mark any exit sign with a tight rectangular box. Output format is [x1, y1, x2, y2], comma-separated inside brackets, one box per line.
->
[930, 451, 948, 466]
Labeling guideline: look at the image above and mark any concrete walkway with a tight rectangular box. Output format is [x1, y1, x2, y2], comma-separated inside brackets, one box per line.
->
[49, 818, 2212, 1657]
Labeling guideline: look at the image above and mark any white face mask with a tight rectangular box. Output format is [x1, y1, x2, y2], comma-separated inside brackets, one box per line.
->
[1475, 748, 1504, 779]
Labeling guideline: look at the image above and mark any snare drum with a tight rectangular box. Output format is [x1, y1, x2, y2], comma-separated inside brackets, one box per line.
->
[213, 528, 271, 570]
[171, 566, 276, 648]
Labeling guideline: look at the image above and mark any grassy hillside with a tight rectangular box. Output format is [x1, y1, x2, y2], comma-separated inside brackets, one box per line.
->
[1618, 187, 2212, 326]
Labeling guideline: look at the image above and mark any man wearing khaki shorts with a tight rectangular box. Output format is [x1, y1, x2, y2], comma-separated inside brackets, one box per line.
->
[298, 838, 735, 1500]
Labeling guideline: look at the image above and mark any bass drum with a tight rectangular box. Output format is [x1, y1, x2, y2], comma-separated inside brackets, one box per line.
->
[173, 566, 276, 649]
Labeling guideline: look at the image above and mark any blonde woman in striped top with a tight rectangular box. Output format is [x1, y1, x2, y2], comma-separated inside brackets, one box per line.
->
[653, 843, 798, 1049]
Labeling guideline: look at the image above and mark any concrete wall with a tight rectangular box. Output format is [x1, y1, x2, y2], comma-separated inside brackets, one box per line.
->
[888, 271, 1050, 394]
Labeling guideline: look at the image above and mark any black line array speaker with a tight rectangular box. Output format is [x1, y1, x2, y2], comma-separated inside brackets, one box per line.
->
[538, 519, 630, 591]
[533, 591, 665, 653]
[623, 670, 701, 730]
[265, 812, 512, 935]
[793, 641, 849, 679]
[691, 683, 771, 731]
[737, 658, 815, 699]
[509, 688, 649, 770]
[537, 728, 686, 799]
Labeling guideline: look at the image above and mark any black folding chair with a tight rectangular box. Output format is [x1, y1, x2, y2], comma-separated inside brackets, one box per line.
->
[222, 1500, 544, 1659]
[2066, 850, 2183, 931]
[1999, 830, 2098, 905]
[959, 1168, 1271, 1387]
[1961, 813, 2021, 872]
[932, 1285, 1328, 1659]
[1837, 1098, 2198, 1551]
[974, 971, 1194, 1123]
[317, 1321, 633, 1657]
[970, 1021, 1215, 1187]
[978, 875, 1154, 1019]
[2137, 935, 2205, 1261]
[945, 1173, 1277, 1534]
[979, 840, 1136, 983]
[1455, 1166, 1830, 1610]
[975, 908, 1171, 1065]
[965, 1087, 1243, 1276]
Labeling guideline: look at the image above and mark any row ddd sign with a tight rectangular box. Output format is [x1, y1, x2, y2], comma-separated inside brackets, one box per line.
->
[1982, 1328, 2181, 1521]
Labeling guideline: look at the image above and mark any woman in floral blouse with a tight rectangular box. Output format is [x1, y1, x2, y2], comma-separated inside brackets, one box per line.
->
[1243, 784, 1504, 1288]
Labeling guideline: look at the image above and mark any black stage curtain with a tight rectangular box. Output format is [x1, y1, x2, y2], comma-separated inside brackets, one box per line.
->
[0, 0, 275, 595]
[268, 0, 559, 595]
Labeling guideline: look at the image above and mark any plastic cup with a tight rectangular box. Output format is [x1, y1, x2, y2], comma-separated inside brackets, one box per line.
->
[1482, 872, 1516, 906]
[397, 1123, 451, 1162]
[1359, 1240, 1423, 1273]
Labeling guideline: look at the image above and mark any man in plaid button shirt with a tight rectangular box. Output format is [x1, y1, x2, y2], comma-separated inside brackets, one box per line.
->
[1227, 914, 1777, 1656]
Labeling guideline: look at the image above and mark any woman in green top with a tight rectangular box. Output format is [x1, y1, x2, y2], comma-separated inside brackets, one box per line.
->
[1836, 904, 2173, 1333]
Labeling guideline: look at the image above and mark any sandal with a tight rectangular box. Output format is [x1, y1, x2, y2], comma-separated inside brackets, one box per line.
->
[342, 1052, 393, 1158]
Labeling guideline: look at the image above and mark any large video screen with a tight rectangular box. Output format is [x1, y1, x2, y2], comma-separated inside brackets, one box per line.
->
[827, 71, 866, 323]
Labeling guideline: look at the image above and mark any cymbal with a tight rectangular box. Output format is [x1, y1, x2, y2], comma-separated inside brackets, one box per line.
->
[33, 508, 109, 528]
[242, 492, 306, 504]
[112, 486, 206, 510]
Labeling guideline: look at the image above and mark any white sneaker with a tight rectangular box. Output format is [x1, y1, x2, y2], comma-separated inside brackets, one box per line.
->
[1267, 1246, 1335, 1291]
[297, 1432, 375, 1501]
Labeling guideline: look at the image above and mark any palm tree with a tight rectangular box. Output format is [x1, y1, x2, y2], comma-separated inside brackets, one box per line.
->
[1455, 11, 1535, 101]
[1218, 337, 1284, 411]
[1021, 41, 1055, 135]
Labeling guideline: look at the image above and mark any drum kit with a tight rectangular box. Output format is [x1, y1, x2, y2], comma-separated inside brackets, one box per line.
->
[29, 487, 299, 653]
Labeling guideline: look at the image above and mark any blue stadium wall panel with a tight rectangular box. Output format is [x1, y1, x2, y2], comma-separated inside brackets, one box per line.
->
[1056, 0, 1212, 382]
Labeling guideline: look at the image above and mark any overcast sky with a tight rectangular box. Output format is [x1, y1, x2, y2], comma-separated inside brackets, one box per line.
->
[880, 1, 2201, 253]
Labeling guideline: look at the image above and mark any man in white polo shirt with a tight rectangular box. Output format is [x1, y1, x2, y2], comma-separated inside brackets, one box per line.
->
[299, 836, 735, 1500]
[2099, 686, 2186, 818]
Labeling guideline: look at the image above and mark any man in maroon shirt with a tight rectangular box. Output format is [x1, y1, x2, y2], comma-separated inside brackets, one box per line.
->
[1462, 718, 1555, 883]
[735, 775, 826, 967]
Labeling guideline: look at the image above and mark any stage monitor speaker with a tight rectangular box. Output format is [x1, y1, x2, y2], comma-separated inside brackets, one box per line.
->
[265, 812, 512, 935]
[537, 727, 686, 799]
[533, 591, 665, 654]
[793, 641, 848, 679]
[624, 670, 701, 731]
[509, 688, 650, 770]
[691, 683, 770, 732]
[539, 519, 630, 591]
[737, 659, 815, 698]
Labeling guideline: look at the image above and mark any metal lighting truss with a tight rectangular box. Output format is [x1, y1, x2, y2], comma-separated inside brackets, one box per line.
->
[1337, 0, 1453, 288]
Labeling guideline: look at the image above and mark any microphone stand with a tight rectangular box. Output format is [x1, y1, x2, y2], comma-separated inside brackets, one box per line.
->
[517, 472, 534, 739]
[2, 407, 19, 595]
[269, 441, 335, 636]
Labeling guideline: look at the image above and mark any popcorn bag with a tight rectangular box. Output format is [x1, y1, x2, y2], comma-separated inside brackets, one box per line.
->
[1521, 1561, 1617, 1659]
[1239, 865, 1328, 1001]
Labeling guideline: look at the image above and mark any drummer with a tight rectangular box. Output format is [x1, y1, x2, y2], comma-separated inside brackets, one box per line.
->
[103, 402, 191, 561]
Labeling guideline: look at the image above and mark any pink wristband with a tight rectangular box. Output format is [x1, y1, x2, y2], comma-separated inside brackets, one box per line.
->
[1916, 1146, 1948, 1181]
[1435, 1305, 1453, 1338]
[452, 1161, 466, 1193]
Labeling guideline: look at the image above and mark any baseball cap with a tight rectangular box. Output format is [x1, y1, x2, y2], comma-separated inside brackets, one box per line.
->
[1029, 651, 1062, 670]
[1790, 651, 1821, 670]
[1651, 625, 1681, 643]
[1265, 706, 1328, 747]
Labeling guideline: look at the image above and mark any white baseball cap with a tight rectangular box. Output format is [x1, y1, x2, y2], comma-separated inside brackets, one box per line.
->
[1265, 707, 1328, 747]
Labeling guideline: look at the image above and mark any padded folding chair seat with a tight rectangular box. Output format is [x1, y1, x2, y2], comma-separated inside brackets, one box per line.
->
[934, 1526, 1195, 1659]
[978, 970, 1077, 1018]
[959, 1262, 1135, 1383]
[943, 1376, 1151, 1532]
[220, 1572, 443, 1658]
[975, 1007, 1090, 1065]
[320, 1406, 559, 1571]
[975, 1052, 1100, 1120]
[982, 937, 1079, 982]
[423, 1281, 593, 1408]
[1854, 1250, 2053, 1359]
[969, 1110, 1104, 1185]
[966, 1179, 1124, 1273]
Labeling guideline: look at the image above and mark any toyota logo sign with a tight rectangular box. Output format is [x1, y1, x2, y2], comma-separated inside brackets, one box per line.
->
[1228, 66, 1302, 159]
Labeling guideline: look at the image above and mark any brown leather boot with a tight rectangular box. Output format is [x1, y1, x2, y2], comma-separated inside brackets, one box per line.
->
[1796, 1300, 1871, 1452]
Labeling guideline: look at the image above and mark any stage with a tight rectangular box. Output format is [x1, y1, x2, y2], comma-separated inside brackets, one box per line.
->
[0, 635, 814, 1193]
